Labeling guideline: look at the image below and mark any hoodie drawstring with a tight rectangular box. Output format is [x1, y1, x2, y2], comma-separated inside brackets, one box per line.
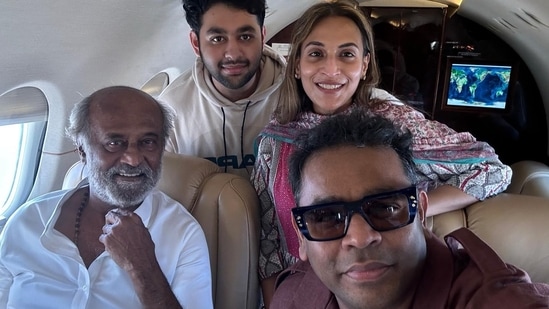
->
[241, 101, 251, 172]
[221, 107, 228, 173]
[220, 101, 251, 173]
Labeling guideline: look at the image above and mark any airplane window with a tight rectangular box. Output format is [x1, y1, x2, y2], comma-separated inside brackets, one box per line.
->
[0, 124, 22, 208]
[0, 121, 45, 218]
[0, 87, 47, 220]
[141, 72, 169, 98]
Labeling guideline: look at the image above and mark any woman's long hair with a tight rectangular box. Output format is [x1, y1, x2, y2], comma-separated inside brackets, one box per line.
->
[274, 0, 380, 124]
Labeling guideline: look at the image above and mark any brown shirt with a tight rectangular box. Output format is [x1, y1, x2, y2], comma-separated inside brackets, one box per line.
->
[271, 228, 549, 309]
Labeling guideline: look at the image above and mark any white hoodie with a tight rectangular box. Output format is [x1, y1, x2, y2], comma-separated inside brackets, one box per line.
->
[159, 45, 286, 178]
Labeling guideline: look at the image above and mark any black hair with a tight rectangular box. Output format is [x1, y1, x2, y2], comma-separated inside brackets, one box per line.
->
[182, 0, 267, 34]
[288, 106, 417, 201]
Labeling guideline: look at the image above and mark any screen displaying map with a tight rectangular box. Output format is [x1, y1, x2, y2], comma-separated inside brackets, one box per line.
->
[445, 63, 512, 110]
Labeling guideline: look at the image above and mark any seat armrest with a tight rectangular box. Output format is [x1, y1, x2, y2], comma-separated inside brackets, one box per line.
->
[464, 193, 549, 283]
[428, 210, 467, 238]
[432, 193, 549, 284]
[506, 160, 549, 197]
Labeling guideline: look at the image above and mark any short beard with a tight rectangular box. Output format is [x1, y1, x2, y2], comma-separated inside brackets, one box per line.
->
[201, 49, 262, 90]
[87, 160, 160, 208]
[211, 64, 257, 89]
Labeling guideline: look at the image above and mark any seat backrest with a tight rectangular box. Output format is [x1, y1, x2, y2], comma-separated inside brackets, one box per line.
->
[429, 193, 549, 284]
[427, 159, 549, 284]
[63, 152, 260, 309]
[505, 160, 549, 197]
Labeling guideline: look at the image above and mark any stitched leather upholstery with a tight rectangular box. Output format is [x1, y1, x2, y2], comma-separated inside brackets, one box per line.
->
[506, 160, 549, 197]
[428, 159, 549, 283]
[429, 193, 549, 283]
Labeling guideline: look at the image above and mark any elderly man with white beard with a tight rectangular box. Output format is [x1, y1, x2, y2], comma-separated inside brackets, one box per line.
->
[0, 86, 213, 309]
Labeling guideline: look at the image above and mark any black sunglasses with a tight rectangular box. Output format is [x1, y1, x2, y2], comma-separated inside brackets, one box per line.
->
[292, 186, 418, 241]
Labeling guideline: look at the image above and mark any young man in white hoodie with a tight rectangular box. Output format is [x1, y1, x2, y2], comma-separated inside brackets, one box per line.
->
[159, 0, 286, 178]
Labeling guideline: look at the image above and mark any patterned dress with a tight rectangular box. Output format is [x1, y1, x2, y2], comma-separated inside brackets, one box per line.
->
[251, 95, 512, 280]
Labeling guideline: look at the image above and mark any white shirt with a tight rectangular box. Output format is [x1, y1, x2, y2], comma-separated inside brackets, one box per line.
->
[0, 181, 213, 309]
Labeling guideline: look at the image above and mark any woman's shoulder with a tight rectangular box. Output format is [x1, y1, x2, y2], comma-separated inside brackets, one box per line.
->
[259, 112, 323, 142]
[368, 95, 425, 121]
[370, 88, 404, 105]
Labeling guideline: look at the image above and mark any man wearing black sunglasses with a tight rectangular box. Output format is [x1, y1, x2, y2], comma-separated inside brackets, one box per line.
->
[270, 109, 549, 309]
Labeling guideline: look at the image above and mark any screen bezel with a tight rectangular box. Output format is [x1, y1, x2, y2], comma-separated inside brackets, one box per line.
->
[440, 57, 518, 115]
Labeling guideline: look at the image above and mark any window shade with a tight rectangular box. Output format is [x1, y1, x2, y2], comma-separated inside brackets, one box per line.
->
[0, 86, 48, 126]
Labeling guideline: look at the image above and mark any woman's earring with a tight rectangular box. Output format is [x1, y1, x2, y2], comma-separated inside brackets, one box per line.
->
[362, 74, 367, 80]
[294, 73, 300, 79]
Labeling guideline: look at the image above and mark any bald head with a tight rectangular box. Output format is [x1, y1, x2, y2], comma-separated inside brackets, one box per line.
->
[90, 86, 158, 109]
[66, 86, 174, 148]
[88, 87, 163, 137]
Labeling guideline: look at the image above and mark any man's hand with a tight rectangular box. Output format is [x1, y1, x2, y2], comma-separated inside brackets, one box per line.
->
[99, 209, 182, 308]
[99, 209, 156, 272]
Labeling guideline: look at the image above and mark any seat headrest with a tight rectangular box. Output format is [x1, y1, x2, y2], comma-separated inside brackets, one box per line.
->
[156, 152, 222, 211]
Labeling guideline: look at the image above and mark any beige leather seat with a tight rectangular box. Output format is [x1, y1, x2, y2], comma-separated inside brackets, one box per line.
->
[63, 152, 260, 309]
[506, 160, 549, 197]
[425, 159, 549, 284]
[429, 193, 549, 283]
